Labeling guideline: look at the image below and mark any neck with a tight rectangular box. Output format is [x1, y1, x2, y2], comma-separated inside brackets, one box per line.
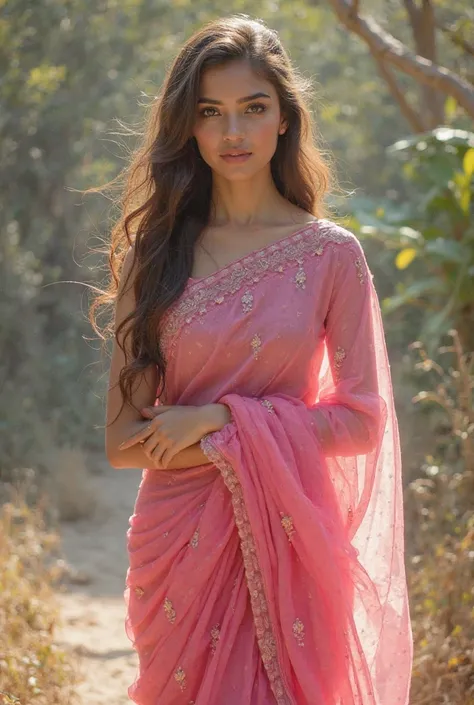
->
[209, 166, 292, 229]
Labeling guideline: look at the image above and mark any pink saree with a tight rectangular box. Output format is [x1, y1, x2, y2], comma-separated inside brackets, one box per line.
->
[124, 219, 413, 705]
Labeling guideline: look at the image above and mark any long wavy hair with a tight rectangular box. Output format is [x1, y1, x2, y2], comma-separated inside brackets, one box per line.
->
[89, 14, 338, 422]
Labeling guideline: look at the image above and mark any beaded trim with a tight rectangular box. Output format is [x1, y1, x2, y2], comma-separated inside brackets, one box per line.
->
[159, 220, 356, 356]
[200, 433, 294, 705]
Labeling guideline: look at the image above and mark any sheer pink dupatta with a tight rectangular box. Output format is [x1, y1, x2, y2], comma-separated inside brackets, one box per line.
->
[199, 238, 413, 705]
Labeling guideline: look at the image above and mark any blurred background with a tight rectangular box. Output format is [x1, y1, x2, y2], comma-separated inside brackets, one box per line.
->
[1, 2, 473, 704]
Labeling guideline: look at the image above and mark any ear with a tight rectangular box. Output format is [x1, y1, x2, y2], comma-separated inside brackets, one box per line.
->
[279, 119, 288, 135]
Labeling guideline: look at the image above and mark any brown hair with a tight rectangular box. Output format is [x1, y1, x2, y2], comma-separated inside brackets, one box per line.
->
[89, 14, 337, 421]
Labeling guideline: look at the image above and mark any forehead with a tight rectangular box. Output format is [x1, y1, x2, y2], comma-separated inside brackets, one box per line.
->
[198, 60, 277, 101]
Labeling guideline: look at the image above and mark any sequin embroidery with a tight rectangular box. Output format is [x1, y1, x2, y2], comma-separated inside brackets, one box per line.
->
[280, 513, 295, 543]
[334, 346, 346, 381]
[354, 258, 365, 284]
[293, 618, 305, 647]
[134, 586, 144, 598]
[241, 290, 254, 314]
[164, 597, 176, 624]
[174, 666, 187, 691]
[190, 529, 199, 548]
[294, 267, 306, 289]
[200, 434, 292, 705]
[260, 399, 275, 414]
[160, 220, 358, 356]
[251, 334, 262, 360]
[210, 624, 221, 654]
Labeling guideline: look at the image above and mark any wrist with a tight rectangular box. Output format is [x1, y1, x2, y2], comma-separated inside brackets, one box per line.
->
[201, 403, 231, 434]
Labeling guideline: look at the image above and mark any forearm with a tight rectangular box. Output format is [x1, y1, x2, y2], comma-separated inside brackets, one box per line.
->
[309, 402, 380, 456]
[110, 440, 210, 470]
[109, 403, 231, 470]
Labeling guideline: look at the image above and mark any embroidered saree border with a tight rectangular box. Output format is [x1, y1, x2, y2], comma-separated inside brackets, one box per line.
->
[200, 433, 295, 705]
[159, 220, 358, 356]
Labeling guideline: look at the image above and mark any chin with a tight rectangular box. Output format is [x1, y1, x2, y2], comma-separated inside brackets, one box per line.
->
[212, 158, 272, 181]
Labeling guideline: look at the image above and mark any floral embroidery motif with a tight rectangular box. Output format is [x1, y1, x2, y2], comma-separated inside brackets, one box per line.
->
[294, 267, 306, 289]
[210, 624, 221, 654]
[251, 334, 262, 360]
[159, 220, 357, 357]
[241, 290, 254, 314]
[134, 586, 145, 598]
[163, 597, 176, 624]
[174, 666, 187, 691]
[260, 399, 275, 414]
[293, 618, 305, 647]
[190, 529, 199, 548]
[354, 258, 365, 284]
[200, 434, 292, 705]
[280, 513, 295, 543]
[334, 346, 346, 381]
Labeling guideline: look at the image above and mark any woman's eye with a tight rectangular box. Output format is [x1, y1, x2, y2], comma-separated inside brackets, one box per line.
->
[246, 103, 266, 114]
[200, 107, 219, 118]
[199, 103, 267, 118]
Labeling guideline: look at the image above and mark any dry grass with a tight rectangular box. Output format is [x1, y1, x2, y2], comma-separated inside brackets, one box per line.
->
[405, 332, 474, 704]
[0, 485, 80, 705]
[407, 488, 474, 704]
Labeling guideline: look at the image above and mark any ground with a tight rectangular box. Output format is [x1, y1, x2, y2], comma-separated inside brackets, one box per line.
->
[54, 462, 141, 704]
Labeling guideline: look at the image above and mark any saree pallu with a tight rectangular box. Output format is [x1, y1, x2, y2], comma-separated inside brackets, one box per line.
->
[124, 219, 413, 704]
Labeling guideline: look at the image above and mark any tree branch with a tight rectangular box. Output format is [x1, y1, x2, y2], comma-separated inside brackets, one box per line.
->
[402, 0, 444, 126]
[326, 0, 474, 120]
[374, 55, 427, 132]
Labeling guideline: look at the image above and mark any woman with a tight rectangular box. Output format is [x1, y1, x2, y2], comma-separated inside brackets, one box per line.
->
[97, 14, 413, 705]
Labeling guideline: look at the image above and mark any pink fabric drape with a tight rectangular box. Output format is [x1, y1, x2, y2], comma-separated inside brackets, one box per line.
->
[124, 219, 413, 704]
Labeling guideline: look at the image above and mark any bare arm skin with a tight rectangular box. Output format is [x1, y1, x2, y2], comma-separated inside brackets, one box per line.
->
[105, 246, 230, 470]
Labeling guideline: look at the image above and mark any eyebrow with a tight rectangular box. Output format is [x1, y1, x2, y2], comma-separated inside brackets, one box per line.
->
[197, 92, 272, 105]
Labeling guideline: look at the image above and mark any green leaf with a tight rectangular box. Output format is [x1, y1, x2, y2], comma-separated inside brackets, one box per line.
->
[388, 128, 474, 154]
[395, 248, 417, 269]
[424, 238, 468, 263]
[382, 277, 445, 314]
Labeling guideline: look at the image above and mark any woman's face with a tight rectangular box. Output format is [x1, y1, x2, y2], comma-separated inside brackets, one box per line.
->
[192, 59, 287, 181]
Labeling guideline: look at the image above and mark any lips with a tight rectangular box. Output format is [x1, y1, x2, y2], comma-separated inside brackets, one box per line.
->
[221, 152, 252, 157]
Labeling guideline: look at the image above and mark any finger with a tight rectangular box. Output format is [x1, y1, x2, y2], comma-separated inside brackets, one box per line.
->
[151, 441, 170, 467]
[142, 433, 163, 455]
[119, 423, 154, 450]
[160, 447, 176, 469]
[141, 406, 170, 417]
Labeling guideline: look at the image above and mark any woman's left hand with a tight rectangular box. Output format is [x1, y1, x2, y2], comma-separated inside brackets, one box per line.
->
[118, 404, 229, 468]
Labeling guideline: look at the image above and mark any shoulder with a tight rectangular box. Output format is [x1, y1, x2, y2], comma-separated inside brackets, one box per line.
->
[314, 219, 372, 285]
[314, 218, 363, 252]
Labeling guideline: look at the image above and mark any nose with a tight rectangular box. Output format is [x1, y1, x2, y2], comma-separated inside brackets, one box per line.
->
[223, 114, 245, 142]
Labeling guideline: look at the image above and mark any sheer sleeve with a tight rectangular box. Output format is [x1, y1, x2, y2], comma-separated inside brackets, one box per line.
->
[309, 237, 386, 457]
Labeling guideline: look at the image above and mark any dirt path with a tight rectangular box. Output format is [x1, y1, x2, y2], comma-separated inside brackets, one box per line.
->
[54, 460, 141, 704]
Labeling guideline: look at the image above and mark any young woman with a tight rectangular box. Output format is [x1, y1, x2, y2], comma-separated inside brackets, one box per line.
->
[97, 14, 413, 705]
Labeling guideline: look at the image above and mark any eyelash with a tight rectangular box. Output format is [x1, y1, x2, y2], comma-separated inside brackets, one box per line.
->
[199, 102, 267, 118]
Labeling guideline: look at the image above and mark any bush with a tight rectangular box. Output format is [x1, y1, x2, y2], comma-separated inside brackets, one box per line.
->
[0, 483, 80, 705]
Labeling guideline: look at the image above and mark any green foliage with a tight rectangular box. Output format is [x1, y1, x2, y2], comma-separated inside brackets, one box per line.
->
[1, 0, 471, 471]
[352, 128, 474, 351]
